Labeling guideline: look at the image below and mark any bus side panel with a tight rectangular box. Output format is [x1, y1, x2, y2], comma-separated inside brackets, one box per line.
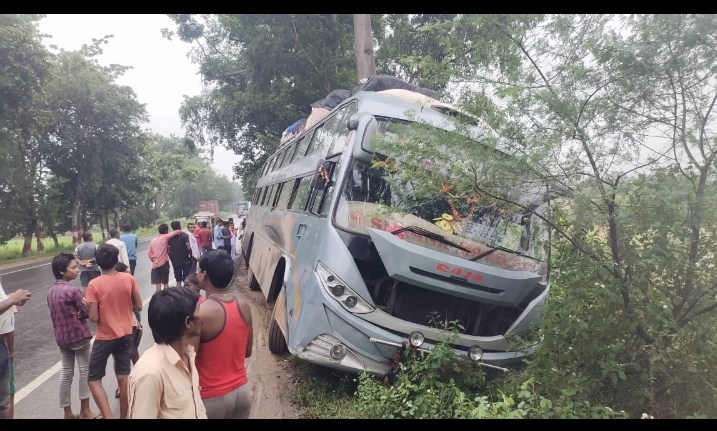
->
[249, 231, 282, 300]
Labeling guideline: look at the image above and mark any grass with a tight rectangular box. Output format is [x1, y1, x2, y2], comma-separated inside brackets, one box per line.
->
[289, 356, 364, 419]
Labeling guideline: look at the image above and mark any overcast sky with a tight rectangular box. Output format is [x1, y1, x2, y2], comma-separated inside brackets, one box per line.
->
[37, 14, 242, 181]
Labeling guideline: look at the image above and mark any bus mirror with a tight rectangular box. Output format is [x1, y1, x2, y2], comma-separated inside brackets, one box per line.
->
[350, 113, 377, 164]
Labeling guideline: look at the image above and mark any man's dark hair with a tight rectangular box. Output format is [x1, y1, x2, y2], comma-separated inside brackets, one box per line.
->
[52, 253, 75, 280]
[171, 221, 181, 231]
[148, 287, 199, 345]
[201, 222, 207, 228]
[198, 250, 234, 289]
[82, 232, 92, 242]
[158, 223, 169, 235]
[217, 220, 223, 225]
[185, 272, 199, 286]
[122, 224, 131, 232]
[95, 244, 119, 270]
[116, 262, 129, 273]
[109, 228, 119, 238]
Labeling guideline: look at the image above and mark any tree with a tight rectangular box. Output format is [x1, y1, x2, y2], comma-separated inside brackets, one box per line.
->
[353, 14, 376, 81]
[0, 14, 52, 252]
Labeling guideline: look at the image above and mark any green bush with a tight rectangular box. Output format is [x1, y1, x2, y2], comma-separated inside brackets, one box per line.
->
[354, 322, 627, 419]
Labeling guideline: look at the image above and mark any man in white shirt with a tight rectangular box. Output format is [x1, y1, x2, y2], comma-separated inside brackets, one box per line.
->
[0, 282, 31, 420]
[107, 228, 130, 266]
[185, 223, 201, 275]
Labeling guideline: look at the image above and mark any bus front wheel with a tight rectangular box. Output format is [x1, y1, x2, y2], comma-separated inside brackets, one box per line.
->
[268, 303, 288, 355]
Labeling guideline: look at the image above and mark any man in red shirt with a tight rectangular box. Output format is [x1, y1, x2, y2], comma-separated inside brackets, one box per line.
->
[198, 222, 213, 256]
[148, 223, 181, 292]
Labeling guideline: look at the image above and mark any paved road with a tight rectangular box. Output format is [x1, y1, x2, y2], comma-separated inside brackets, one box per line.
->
[0, 238, 166, 419]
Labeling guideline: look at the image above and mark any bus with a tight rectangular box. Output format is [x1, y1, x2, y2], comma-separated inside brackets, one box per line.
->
[242, 88, 551, 376]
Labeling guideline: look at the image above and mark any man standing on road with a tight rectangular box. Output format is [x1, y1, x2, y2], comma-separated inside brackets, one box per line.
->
[148, 224, 181, 292]
[86, 244, 143, 420]
[75, 232, 100, 296]
[168, 221, 193, 288]
[120, 225, 138, 275]
[185, 222, 201, 275]
[127, 287, 206, 419]
[47, 253, 99, 419]
[0, 288, 16, 419]
[198, 222, 213, 256]
[193, 250, 253, 419]
[0, 284, 31, 420]
[107, 228, 130, 267]
[213, 220, 224, 251]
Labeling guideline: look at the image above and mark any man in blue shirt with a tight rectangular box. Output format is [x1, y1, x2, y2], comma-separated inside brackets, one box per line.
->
[120, 224, 139, 275]
[213, 220, 225, 251]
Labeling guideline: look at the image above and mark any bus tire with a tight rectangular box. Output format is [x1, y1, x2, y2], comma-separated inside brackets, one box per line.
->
[245, 236, 261, 291]
[268, 306, 288, 355]
[247, 266, 261, 291]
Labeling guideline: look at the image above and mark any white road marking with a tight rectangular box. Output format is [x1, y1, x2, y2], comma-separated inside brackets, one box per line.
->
[13, 250, 166, 404]
[0, 239, 151, 276]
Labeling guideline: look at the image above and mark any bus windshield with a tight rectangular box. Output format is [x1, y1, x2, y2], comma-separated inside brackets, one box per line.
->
[334, 119, 550, 277]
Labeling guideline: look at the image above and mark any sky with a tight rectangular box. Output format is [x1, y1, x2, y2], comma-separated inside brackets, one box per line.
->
[36, 14, 242, 182]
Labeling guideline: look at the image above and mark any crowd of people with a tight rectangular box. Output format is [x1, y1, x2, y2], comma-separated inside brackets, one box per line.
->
[0, 217, 252, 419]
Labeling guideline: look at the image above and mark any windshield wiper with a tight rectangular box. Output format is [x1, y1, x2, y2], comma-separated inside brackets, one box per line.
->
[391, 226, 472, 254]
[470, 243, 529, 262]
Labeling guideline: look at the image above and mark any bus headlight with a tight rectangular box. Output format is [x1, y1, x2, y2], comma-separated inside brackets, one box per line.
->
[409, 331, 425, 347]
[468, 346, 483, 361]
[316, 262, 374, 314]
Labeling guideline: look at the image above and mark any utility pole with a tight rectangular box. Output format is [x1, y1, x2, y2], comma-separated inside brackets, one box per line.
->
[353, 14, 376, 82]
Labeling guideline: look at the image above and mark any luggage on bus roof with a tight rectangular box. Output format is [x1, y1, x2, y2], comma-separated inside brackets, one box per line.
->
[310, 89, 350, 110]
[350, 75, 438, 99]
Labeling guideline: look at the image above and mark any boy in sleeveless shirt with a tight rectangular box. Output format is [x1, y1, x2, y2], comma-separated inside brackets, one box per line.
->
[192, 250, 253, 419]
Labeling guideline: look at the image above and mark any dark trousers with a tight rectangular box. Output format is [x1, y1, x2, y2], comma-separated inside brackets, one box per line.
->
[190, 257, 197, 275]
[129, 259, 137, 275]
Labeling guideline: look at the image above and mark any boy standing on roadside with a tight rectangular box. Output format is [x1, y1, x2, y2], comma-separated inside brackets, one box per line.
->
[86, 244, 143, 420]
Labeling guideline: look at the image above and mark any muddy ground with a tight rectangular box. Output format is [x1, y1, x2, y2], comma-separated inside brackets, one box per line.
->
[229, 259, 302, 419]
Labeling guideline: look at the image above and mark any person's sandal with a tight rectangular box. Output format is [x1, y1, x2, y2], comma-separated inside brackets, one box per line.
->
[115, 388, 120, 398]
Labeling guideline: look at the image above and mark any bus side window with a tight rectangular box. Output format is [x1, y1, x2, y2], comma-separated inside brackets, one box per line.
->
[309, 159, 341, 216]
[262, 184, 274, 206]
[291, 177, 313, 212]
[276, 181, 292, 209]
[272, 182, 284, 207]
[286, 178, 301, 209]
[281, 143, 297, 168]
[252, 188, 260, 205]
[301, 128, 321, 160]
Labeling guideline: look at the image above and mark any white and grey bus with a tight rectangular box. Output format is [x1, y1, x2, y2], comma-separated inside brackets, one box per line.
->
[242, 88, 551, 375]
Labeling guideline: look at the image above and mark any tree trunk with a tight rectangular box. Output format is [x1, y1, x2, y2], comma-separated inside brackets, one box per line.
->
[72, 180, 83, 244]
[35, 222, 45, 253]
[353, 14, 376, 82]
[21, 217, 36, 256]
[98, 211, 106, 242]
[103, 209, 111, 240]
[50, 231, 60, 248]
[113, 209, 120, 230]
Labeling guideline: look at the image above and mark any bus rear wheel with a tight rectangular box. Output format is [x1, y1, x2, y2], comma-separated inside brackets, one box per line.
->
[245, 238, 261, 291]
[268, 303, 288, 355]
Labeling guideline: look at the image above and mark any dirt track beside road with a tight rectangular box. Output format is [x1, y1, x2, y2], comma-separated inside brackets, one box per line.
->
[229, 258, 301, 419]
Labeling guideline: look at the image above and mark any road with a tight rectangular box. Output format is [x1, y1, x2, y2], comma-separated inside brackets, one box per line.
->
[0, 237, 164, 419]
[0, 215, 303, 419]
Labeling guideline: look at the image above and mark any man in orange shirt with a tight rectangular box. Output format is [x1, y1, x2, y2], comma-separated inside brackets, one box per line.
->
[86, 244, 143, 420]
